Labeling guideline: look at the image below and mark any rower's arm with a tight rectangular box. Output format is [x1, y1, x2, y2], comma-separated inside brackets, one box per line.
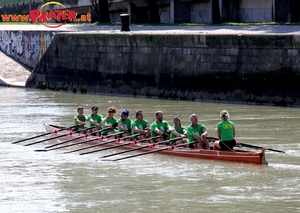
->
[145, 123, 150, 130]
[171, 129, 183, 138]
[192, 134, 202, 141]
[154, 128, 164, 135]
[88, 118, 98, 126]
[201, 130, 208, 138]
[183, 129, 188, 137]
[132, 126, 148, 134]
[193, 131, 207, 141]
[103, 122, 113, 128]
[118, 122, 129, 131]
[217, 129, 221, 140]
[75, 117, 85, 125]
[167, 125, 172, 133]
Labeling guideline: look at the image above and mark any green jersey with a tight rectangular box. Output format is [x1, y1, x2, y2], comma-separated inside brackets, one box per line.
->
[102, 116, 117, 134]
[131, 119, 149, 135]
[170, 126, 186, 139]
[217, 120, 235, 141]
[87, 114, 103, 128]
[74, 115, 86, 127]
[150, 120, 170, 137]
[187, 123, 206, 142]
[117, 118, 132, 133]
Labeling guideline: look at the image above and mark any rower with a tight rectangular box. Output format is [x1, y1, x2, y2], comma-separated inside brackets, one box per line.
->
[87, 105, 103, 136]
[73, 106, 87, 132]
[213, 110, 236, 151]
[117, 109, 132, 139]
[187, 114, 210, 149]
[150, 111, 172, 144]
[131, 110, 151, 140]
[102, 106, 118, 137]
[170, 117, 188, 145]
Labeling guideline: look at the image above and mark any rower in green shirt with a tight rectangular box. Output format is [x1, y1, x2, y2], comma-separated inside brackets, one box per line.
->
[87, 106, 103, 135]
[131, 110, 150, 140]
[102, 106, 118, 136]
[117, 109, 132, 137]
[150, 111, 171, 143]
[187, 114, 210, 149]
[73, 106, 87, 131]
[170, 117, 188, 145]
[213, 110, 236, 151]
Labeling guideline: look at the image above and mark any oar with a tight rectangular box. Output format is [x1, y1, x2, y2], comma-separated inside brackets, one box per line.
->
[64, 133, 140, 154]
[23, 127, 94, 146]
[45, 131, 124, 152]
[12, 125, 79, 144]
[207, 137, 285, 153]
[44, 127, 113, 149]
[33, 127, 114, 152]
[105, 141, 197, 161]
[100, 136, 181, 158]
[80, 135, 162, 156]
[237, 142, 285, 153]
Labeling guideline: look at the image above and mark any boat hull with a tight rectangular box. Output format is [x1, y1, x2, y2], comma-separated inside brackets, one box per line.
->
[44, 124, 268, 165]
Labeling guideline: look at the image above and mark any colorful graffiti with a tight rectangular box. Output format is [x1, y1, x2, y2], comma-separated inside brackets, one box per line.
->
[0, 31, 55, 68]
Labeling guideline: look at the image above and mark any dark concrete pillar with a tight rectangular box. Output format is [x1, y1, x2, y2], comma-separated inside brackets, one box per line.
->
[275, 0, 290, 23]
[290, 0, 300, 22]
[211, 0, 221, 24]
[220, 0, 239, 22]
[174, 0, 190, 23]
[120, 14, 130, 32]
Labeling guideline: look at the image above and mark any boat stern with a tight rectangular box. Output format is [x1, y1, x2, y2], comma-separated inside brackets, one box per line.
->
[261, 148, 268, 165]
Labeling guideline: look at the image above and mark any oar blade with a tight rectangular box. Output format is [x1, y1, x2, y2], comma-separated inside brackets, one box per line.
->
[34, 149, 48, 152]
[267, 148, 285, 153]
[101, 159, 115, 161]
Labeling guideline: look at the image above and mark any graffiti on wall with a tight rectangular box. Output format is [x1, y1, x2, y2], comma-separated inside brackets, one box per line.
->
[0, 31, 55, 68]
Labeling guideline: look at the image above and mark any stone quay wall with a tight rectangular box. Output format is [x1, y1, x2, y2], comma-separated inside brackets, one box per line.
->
[26, 32, 300, 106]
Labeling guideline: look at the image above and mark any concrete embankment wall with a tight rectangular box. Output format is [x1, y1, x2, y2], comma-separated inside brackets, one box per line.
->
[26, 32, 300, 106]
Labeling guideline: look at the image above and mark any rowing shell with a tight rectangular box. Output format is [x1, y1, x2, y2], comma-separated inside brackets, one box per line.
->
[44, 123, 268, 165]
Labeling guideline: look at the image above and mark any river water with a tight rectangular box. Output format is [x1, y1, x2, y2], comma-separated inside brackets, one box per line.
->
[0, 87, 299, 213]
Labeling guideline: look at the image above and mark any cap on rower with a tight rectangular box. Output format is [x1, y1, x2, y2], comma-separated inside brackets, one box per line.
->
[92, 106, 98, 110]
[121, 109, 129, 116]
[220, 110, 228, 116]
[174, 117, 181, 122]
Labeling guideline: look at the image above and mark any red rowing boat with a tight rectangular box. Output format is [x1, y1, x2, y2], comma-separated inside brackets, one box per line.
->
[44, 124, 268, 165]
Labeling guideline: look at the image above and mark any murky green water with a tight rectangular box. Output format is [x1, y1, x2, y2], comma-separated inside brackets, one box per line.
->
[0, 87, 299, 213]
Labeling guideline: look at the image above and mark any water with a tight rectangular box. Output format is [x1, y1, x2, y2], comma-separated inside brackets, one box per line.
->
[0, 87, 299, 213]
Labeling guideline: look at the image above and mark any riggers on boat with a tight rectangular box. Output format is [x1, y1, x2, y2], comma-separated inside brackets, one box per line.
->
[44, 124, 268, 165]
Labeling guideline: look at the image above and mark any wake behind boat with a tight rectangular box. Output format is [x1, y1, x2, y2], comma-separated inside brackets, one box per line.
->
[42, 123, 269, 165]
